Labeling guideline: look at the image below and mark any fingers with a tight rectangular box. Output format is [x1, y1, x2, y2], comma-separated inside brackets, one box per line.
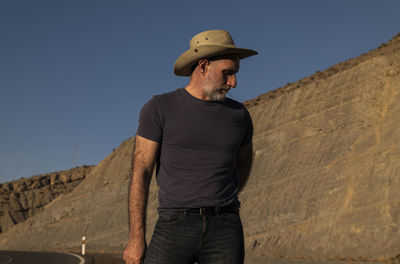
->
[124, 249, 144, 264]
[124, 240, 146, 264]
[124, 249, 133, 264]
[126, 257, 143, 264]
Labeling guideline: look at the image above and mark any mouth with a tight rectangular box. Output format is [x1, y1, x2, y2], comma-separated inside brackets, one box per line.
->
[219, 86, 230, 94]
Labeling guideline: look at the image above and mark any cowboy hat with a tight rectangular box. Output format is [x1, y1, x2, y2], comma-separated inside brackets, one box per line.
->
[174, 30, 258, 76]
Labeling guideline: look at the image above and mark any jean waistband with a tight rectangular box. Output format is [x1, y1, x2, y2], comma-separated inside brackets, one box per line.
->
[179, 205, 239, 216]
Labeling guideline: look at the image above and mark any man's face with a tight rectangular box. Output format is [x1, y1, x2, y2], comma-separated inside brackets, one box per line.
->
[202, 56, 240, 101]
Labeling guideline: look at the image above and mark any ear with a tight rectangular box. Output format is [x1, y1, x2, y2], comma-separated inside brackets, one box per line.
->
[197, 59, 210, 75]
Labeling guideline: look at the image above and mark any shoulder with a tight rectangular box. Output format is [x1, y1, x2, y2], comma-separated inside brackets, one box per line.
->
[224, 98, 253, 124]
[223, 97, 247, 111]
[153, 88, 183, 102]
[141, 88, 182, 110]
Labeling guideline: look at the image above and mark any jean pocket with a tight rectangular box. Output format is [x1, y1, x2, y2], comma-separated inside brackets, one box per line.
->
[220, 213, 242, 227]
[158, 213, 184, 225]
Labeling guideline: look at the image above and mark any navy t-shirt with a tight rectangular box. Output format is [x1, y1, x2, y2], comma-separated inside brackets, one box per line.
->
[137, 88, 253, 211]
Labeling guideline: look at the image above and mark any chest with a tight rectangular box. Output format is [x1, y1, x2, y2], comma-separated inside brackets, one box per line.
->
[162, 102, 246, 151]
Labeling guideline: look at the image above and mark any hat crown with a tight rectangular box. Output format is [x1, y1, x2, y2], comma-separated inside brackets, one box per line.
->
[190, 30, 236, 48]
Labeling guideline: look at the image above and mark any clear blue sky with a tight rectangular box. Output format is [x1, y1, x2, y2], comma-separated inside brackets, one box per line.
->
[1, 0, 400, 183]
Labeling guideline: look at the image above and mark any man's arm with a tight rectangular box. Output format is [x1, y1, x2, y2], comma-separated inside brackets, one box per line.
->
[124, 135, 159, 264]
[237, 143, 253, 193]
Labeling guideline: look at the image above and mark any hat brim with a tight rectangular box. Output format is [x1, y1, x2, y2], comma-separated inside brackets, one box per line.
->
[174, 45, 258, 76]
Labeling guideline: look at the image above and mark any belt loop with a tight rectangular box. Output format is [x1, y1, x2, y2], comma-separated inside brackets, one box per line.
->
[200, 207, 204, 215]
[215, 207, 221, 215]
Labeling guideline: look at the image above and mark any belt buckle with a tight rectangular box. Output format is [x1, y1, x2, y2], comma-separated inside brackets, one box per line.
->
[199, 207, 221, 216]
[200, 207, 206, 215]
[200, 207, 213, 216]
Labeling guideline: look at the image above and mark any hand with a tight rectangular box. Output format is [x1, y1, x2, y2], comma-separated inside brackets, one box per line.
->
[123, 238, 147, 264]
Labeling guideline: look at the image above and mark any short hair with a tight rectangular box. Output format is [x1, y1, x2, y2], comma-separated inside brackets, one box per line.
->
[190, 62, 198, 76]
[189, 54, 240, 76]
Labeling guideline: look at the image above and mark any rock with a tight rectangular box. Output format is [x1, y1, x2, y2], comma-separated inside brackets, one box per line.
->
[0, 166, 93, 233]
[50, 174, 59, 185]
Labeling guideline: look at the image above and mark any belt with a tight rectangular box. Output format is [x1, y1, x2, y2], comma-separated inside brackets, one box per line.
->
[181, 205, 239, 216]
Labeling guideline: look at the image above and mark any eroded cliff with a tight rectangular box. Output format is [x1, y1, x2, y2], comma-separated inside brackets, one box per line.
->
[0, 166, 92, 233]
[242, 32, 400, 258]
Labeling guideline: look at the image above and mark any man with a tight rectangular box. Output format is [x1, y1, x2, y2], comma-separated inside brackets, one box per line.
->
[124, 29, 257, 264]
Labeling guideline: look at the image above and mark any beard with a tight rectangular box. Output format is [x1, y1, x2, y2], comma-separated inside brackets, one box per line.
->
[208, 86, 230, 101]
[201, 70, 231, 101]
[202, 76, 231, 101]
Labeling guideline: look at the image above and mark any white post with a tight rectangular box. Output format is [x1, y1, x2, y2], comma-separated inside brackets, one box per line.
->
[82, 236, 86, 255]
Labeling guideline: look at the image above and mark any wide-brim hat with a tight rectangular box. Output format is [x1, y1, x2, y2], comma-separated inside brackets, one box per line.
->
[174, 30, 258, 76]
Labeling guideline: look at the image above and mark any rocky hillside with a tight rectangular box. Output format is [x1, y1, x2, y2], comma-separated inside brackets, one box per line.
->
[0, 33, 400, 262]
[0, 166, 92, 233]
[0, 138, 138, 252]
[242, 32, 400, 258]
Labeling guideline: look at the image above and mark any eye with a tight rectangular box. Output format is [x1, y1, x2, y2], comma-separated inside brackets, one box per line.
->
[223, 70, 236, 77]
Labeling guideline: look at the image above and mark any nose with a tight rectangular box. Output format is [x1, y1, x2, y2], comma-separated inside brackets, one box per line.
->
[227, 74, 237, 88]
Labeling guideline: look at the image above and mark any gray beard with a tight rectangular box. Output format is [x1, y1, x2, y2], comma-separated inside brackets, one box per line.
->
[208, 86, 230, 102]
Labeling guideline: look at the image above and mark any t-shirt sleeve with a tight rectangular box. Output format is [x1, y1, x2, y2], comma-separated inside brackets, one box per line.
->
[241, 107, 253, 146]
[136, 96, 164, 143]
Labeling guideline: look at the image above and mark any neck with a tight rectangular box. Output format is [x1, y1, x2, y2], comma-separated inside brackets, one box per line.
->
[185, 81, 210, 101]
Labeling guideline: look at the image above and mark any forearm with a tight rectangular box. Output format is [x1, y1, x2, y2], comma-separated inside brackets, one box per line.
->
[236, 143, 253, 193]
[237, 165, 251, 193]
[128, 168, 151, 241]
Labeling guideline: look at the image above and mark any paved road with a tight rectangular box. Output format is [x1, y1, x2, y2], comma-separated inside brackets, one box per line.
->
[246, 256, 387, 264]
[0, 251, 85, 264]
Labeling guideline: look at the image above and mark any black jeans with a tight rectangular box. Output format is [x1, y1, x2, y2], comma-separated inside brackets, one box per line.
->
[144, 212, 244, 264]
